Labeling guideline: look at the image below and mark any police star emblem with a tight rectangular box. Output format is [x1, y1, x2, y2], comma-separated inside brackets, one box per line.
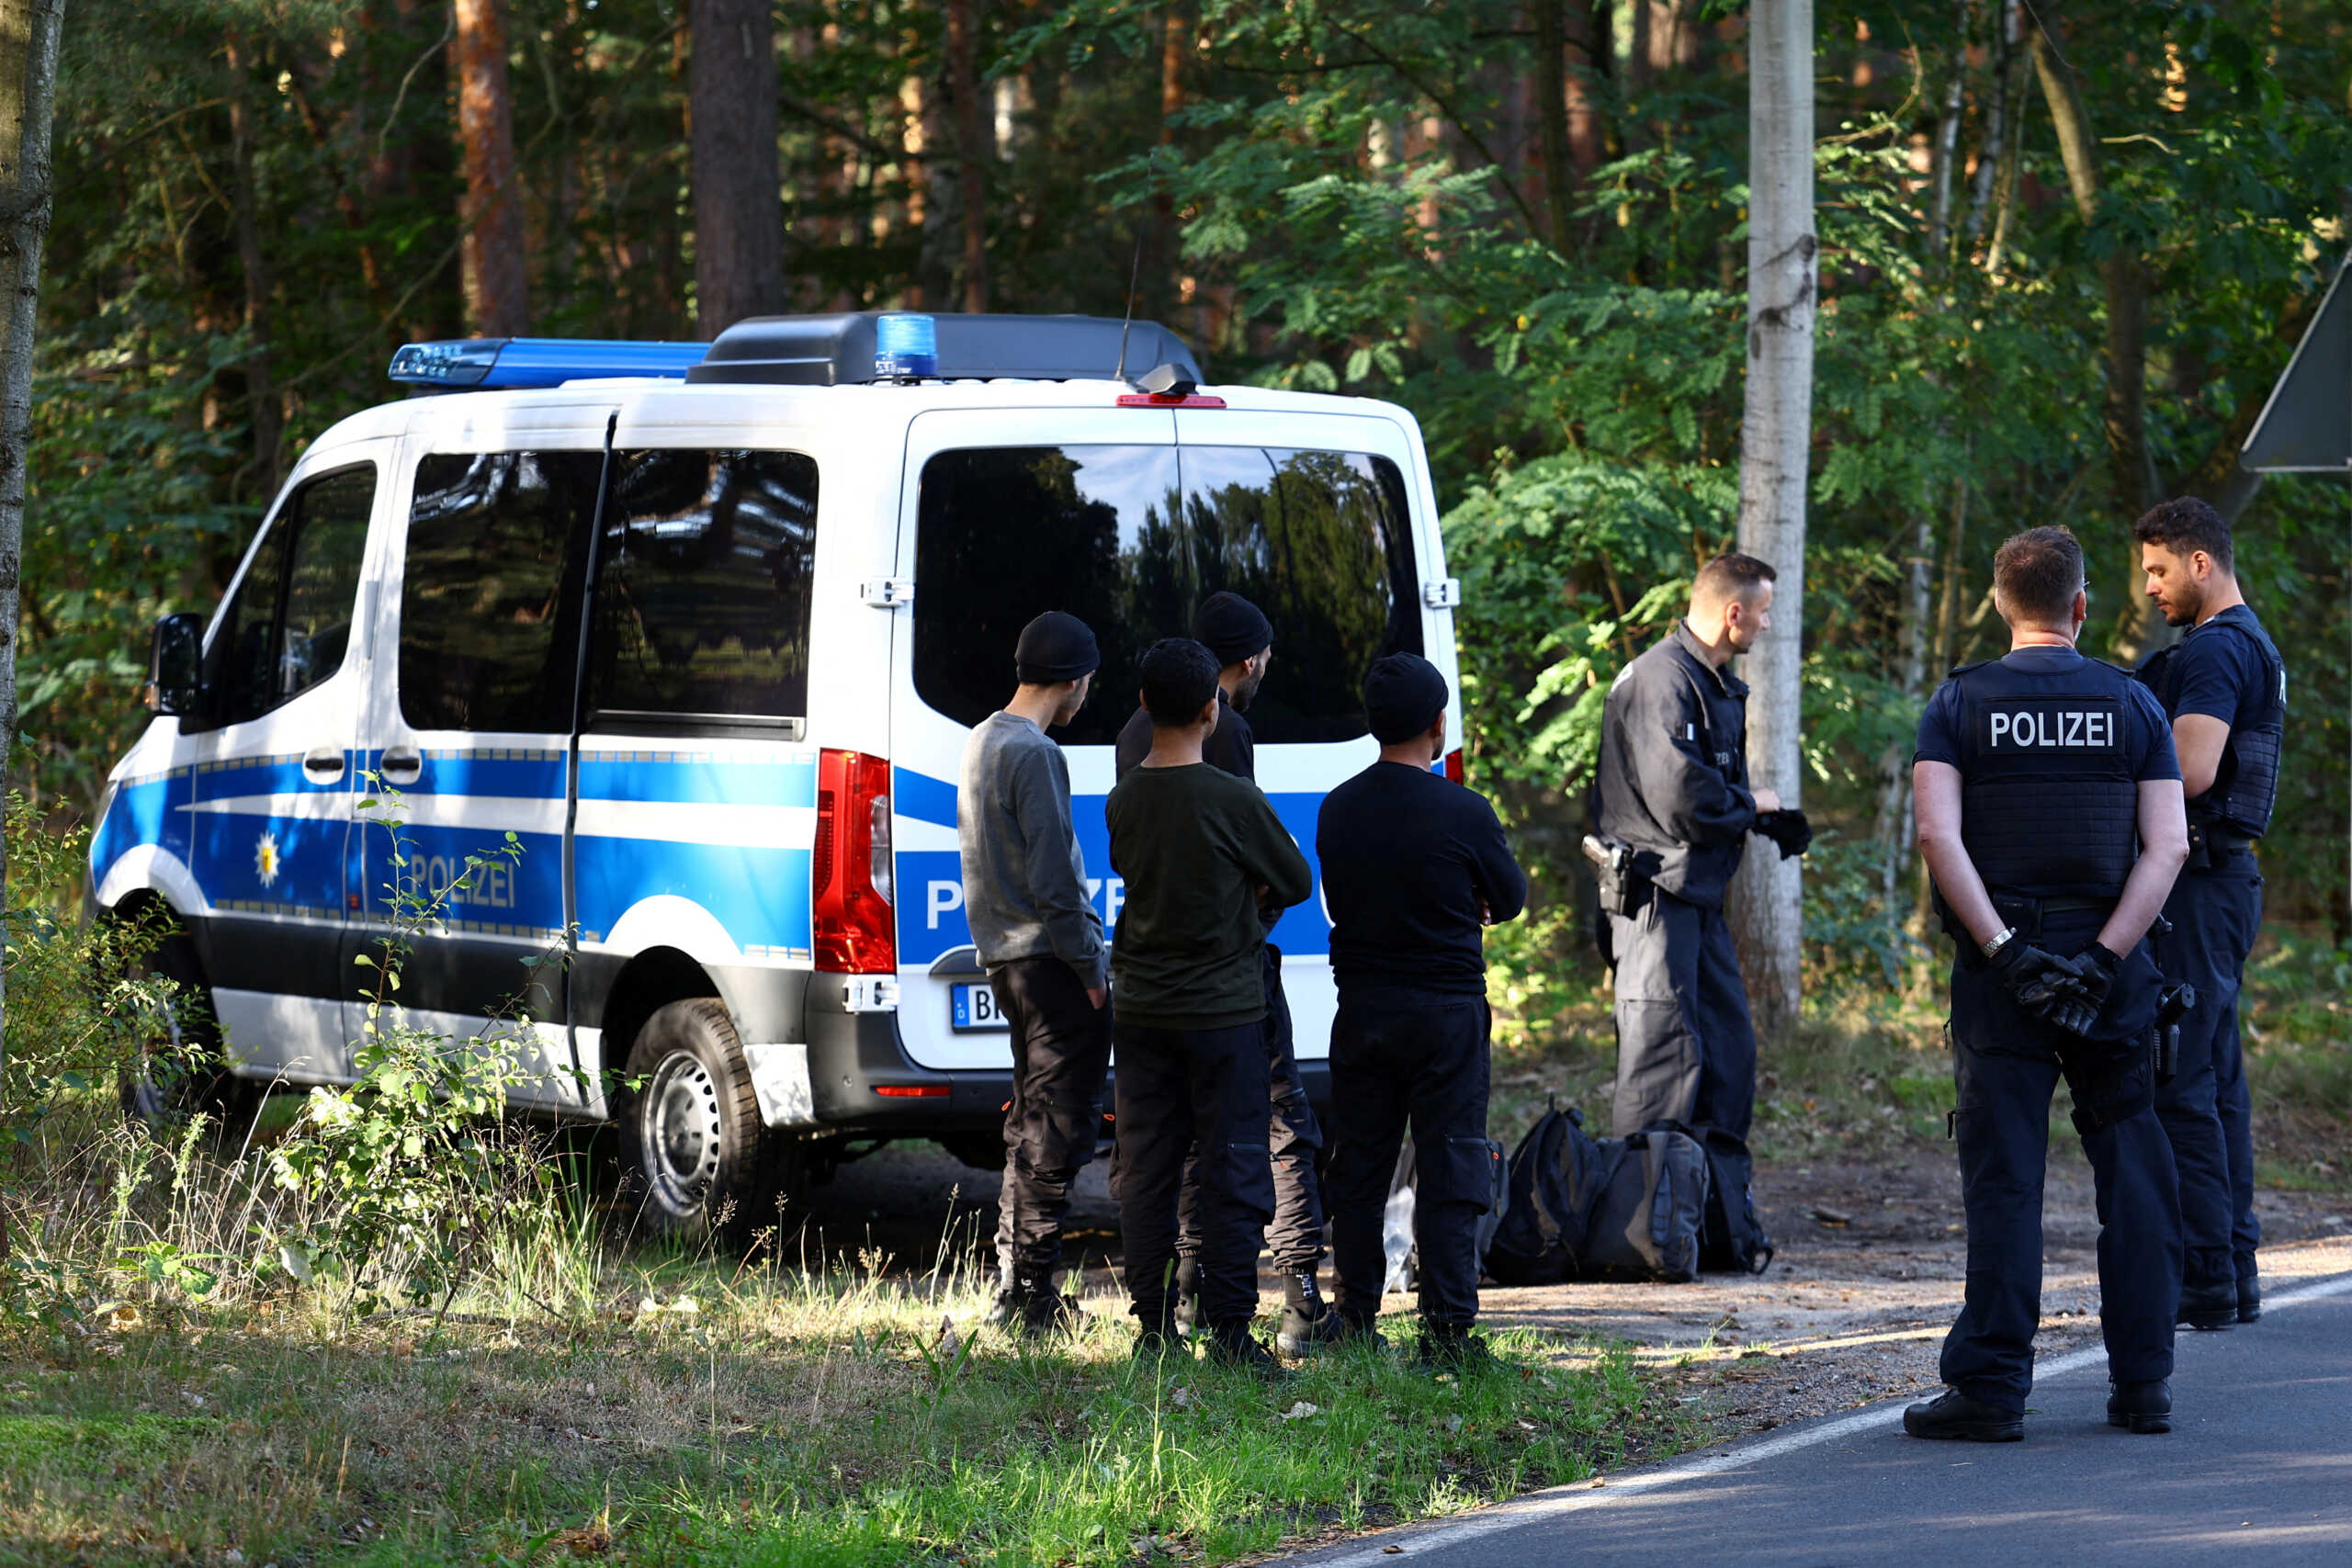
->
[254, 828, 282, 889]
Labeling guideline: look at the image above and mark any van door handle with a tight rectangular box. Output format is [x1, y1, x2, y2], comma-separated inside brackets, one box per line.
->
[302, 747, 345, 784]
[379, 748, 423, 784]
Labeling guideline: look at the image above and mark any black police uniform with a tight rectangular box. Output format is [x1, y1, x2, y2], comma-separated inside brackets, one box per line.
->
[2137, 604, 2284, 1309]
[1317, 761, 1526, 1334]
[1592, 622, 1762, 1138]
[1916, 646, 2184, 1412]
[1115, 694, 1326, 1278]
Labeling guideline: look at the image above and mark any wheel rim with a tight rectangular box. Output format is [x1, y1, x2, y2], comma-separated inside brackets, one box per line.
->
[640, 1048, 724, 1215]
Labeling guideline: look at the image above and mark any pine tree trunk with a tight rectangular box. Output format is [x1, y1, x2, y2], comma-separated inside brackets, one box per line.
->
[1534, 0, 1575, 254]
[1728, 0, 1815, 1039]
[224, 33, 281, 502]
[690, 0, 784, 333]
[0, 0, 63, 1266]
[946, 0, 989, 312]
[453, 0, 530, 335]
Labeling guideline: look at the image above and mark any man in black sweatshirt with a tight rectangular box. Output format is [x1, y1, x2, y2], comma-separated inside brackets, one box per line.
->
[1107, 637, 1316, 1371]
[1317, 654, 1526, 1368]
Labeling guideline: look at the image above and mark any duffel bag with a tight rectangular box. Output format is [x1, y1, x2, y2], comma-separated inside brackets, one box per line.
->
[1580, 1125, 1712, 1283]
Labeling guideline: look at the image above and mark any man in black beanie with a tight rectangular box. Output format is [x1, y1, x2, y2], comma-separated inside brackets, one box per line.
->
[958, 609, 1111, 1335]
[1317, 653, 1526, 1368]
[1113, 592, 1341, 1355]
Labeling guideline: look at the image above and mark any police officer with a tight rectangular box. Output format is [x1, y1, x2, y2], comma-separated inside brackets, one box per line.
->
[1114, 592, 1340, 1354]
[1318, 654, 1526, 1367]
[2133, 498, 2284, 1328]
[1905, 525, 2188, 1441]
[1592, 554, 1808, 1148]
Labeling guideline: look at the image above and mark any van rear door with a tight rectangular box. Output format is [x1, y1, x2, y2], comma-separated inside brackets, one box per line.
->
[888, 408, 1178, 1071]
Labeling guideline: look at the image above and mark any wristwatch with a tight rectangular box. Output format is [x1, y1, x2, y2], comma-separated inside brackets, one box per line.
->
[1980, 926, 2018, 961]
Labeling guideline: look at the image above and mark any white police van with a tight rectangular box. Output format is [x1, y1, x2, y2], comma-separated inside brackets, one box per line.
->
[92, 312, 1463, 1238]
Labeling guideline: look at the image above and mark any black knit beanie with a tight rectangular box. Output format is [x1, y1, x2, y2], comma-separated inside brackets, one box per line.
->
[1014, 610, 1100, 684]
[1191, 592, 1273, 666]
[1364, 653, 1449, 744]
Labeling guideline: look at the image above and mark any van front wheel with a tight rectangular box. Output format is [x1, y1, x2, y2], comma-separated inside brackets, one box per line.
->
[616, 998, 795, 1247]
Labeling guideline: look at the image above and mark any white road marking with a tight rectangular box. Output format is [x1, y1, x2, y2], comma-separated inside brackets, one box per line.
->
[1297, 1269, 2352, 1564]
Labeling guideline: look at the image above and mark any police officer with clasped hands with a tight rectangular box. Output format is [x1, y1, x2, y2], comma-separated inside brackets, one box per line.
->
[1905, 526, 2188, 1443]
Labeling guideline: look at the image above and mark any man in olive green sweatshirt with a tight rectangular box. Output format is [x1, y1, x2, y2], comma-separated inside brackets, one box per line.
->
[1106, 637, 1314, 1371]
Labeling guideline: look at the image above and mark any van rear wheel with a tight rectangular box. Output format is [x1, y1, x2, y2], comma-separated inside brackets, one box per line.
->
[616, 998, 797, 1247]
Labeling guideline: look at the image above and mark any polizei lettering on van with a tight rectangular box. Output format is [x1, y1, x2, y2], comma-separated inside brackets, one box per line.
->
[1977, 701, 2121, 751]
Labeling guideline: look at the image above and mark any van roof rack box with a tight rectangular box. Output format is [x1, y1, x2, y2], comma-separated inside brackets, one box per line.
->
[686, 310, 1204, 388]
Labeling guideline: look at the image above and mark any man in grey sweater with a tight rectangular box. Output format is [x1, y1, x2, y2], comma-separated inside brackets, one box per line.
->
[958, 610, 1112, 1335]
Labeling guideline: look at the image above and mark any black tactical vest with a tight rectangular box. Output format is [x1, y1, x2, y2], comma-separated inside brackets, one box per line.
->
[2135, 605, 2284, 840]
[1951, 652, 2142, 901]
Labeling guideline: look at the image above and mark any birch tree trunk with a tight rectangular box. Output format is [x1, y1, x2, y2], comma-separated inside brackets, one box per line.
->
[690, 0, 784, 333]
[0, 0, 63, 1265]
[454, 0, 530, 335]
[1728, 0, 1815, 1038]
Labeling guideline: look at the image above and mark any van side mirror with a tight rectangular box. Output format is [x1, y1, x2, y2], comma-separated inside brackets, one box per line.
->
[145, 614, 207, 716]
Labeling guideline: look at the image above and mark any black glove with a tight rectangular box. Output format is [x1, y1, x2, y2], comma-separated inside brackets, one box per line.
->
[1754, 808, 1813, 860]
[1987, 937, 2069, 1003]
[2017, 942, 2121, 1038]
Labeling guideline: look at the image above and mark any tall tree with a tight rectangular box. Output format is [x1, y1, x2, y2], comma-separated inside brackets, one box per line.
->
[690, 0, 785, 333]
[945, 0, 989, 312]
[1730, 0, 1816, 1034]
[224, 32, 280, 501]
[453, 0, 529, 335]
[0, 0, 63, 1264]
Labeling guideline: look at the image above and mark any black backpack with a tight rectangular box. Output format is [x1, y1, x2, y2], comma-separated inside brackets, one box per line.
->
[1579, 1125, 1713, 1283]
[1693, 1124, 1775, 1275]
[1483, 1104, 1610, 1285]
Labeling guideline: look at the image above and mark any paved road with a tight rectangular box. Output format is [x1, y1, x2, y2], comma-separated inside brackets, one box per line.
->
[1287, 1271, 2352, 1568]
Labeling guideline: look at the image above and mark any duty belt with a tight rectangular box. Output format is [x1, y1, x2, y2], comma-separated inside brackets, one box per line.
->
[2037, 897, 2118, 917]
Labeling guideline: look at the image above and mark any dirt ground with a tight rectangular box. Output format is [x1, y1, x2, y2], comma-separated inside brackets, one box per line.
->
[792, 1137, 2352, 1441]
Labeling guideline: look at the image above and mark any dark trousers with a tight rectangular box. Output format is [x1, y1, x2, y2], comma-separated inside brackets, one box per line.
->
[1114, 1019, 1275, 1332]
[1942, 927, 2181, 1412]
[989, 956, 1113, 1281]
[1176, 946, 1326, 1272]
[1608, 891, 1757, 1138]
[1326, 987, 1492, 1329]
[2152, 859, 2264, 1284]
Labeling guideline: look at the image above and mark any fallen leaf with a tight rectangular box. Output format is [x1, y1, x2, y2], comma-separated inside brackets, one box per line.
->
[1280, 1401, 1319, 1421]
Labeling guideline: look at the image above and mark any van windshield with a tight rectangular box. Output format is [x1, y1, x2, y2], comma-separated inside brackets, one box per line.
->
[912, 445, 1422, 746]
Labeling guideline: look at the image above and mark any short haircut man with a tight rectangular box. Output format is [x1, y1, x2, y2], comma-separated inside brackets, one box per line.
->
[1993, 526, 2087, 625]
[1139, 637, 1222, 725]
[956, 609, 1111, 1336]
[2133, 497, 2234, 575]
[1692, 552, 1777, 607]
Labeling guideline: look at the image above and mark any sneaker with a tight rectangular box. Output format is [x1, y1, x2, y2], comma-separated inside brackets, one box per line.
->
[2236, 1269, 2262, 1324]
[1411, 1325, 1498, 1374]
[1276, 1272, 1349, 1356]
[2107, 1379, 2173, 1435]
[1204, 1321, 1289, 1379]
[1902, 1389, 2024, 1442]
[1171, 1255, 1202, 1335]
[2177, 1280, 2236, 1332]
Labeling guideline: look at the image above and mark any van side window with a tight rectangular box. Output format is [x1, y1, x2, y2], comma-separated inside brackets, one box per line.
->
[912, 445, 1420, 746]
[590, 449, 819, 722]
[401, 451, 603, 733]
[210, 463, 377, 726]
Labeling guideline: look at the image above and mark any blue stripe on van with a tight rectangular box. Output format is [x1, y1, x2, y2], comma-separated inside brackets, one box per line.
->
[893, 768, 1334, 965]
[893, 766, 958, 829]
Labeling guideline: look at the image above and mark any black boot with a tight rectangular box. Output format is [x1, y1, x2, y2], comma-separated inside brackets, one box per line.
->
[2236, 1268, 2262, 1324]
[2107, 1379, 2173, 1435]
[1204, 1320, 1288, 1379]
[1903, 1389, 2025, 1442]
[2177, 1280, 2236, 1332]
[1411, 1323, 1498, 1374]
[1019, 1285, 1084, 1338]
[1276, 1271, 1347, 1356]
[1170, 1255, 1202, 1335]
[1131, 1326, 1185, 1364]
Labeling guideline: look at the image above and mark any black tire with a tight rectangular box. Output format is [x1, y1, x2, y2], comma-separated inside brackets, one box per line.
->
[118, 930, 263, 1142]
[612, 998, 797, 1247]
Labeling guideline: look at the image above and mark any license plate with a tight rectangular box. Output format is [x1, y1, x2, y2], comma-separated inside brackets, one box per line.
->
[950, 981, 1010, 1032]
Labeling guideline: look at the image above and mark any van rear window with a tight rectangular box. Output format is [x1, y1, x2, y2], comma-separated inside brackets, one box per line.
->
[913, 445, 1422, 747]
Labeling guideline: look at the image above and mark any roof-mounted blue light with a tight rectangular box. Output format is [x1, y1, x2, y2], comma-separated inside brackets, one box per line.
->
[873, 313, 938, 379]
[388, 338, 709, 390]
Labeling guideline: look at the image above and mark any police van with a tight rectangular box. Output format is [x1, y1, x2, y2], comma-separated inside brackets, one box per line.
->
[91, 311, 1463, 1238]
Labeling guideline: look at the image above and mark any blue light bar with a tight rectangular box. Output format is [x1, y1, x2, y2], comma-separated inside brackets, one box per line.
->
[388, 338, 710, 390]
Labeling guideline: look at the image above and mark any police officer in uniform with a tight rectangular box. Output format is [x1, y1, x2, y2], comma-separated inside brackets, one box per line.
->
[2132, 498, 2285, 1328]
[1114, 592, 1340, 1354]
[1592, 554, 1809, 1146]
[1905, 526, 2188, 1441]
